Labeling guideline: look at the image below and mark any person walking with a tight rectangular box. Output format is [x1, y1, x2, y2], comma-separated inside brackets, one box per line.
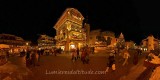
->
[36, 51, 40, 66]
[82, 46, 90, 64]
[105, 52, 116, 72]
[81, 47, 87, 64]
[31, 50, 37, 67]
[133, 49, 139, 65]
[37, 49, 41, 62]
[77, 48, 80, 59]
[85, 47, 90, 64]
[122, 49, 130, 66]
[71, 49, 77, 62]
[26, 50, 31, 67]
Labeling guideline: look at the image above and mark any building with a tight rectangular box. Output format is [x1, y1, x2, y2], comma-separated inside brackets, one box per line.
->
[0, 33, 31, 53]
[37, 34, 56, 49]
[103, 31, 117, 48]
[0, 34, 27, 46]
[54, 8, 87, 52]
[125, 40, 136, 49]
[141, 35, 160, 52]
[89, 29, 101, 47]
[89, 29, 117, 50]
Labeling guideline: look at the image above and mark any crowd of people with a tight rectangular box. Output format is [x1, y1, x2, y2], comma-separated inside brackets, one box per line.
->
[105, 48, 143, 73]
[25, 48, 62, 67]
[3, 44, 160, 77]
[71, 45, 91, 64]
[104, 47, 160, 76]
[0, 45, 93, 67]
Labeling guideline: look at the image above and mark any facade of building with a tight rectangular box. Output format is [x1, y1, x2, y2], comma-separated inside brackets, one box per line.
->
[89, 29, 101, 47]
[125, 41, 136, 49]
[141, 35, 160, 52]
[38, 34, 55, 49]
[54, 8, 87, 52]
[0, 34, 27, 46]
[103, 31, 117, 48]
[0, 33, 31, 54]
[89, 29, 117, 49]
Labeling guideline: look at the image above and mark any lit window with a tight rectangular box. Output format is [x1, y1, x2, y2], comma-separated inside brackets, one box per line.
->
[70, 44, 75, 49]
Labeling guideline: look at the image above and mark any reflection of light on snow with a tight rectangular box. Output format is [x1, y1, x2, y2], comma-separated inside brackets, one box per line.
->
[149, 54, 160, 80]
[150, 55, 160, 64]
[149, 66, 160, 80]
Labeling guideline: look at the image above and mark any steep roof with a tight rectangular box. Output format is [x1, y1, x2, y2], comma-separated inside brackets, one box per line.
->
[54, 8, 84, 30]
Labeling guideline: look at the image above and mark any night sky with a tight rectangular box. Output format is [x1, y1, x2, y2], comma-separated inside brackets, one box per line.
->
[0, 0, 160, 44]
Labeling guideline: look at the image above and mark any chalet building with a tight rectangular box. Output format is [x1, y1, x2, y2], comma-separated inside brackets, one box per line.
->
[89, 29, 101, 47]
[0, 33, 31, 53]
[37, 34, 56, 49]
[54, 8, 89, 52]
[89, 29, 117, 49]
[0, 34, 27, 46]
[141, 35, 160, 52]
[125, 41, 136, 49]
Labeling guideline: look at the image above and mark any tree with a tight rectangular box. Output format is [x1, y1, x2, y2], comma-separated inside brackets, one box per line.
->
[116, 39, 125, 50]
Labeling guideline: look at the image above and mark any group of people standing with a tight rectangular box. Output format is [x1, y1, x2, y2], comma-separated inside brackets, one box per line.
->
[24, 47, 63, 67]
[105, 48, 144, 73]
[71, 46, 90, 64]
[105, 49, 133, 72]
[26, 49, 40, 67]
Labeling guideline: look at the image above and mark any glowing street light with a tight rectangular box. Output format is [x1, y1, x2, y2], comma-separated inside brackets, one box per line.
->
[26, 42, 29, 46]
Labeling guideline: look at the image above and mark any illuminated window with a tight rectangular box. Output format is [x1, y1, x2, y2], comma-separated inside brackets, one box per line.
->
[70, 44, 75, 49]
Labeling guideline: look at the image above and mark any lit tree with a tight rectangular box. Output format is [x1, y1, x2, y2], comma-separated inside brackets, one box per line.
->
[116, 32, 125, 52]
[116, 39, 125, 49]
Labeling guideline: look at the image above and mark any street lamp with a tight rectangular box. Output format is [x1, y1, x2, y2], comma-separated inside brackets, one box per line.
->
[26, 42, 29, 46]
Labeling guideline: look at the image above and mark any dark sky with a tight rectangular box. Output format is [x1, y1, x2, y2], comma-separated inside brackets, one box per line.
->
[0, 0, 160, 44]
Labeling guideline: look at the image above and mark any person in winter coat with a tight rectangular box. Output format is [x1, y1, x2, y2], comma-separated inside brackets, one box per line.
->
[105, 52, 116, 72]
[26, 50, 31, 67]
[77, 48, 80, 59]
[81, 48, 86, 64]
[122, 49, 130, 66]
[31, 50, 37, 67]
[71, 49, 77, 62]
[133, 49, 139, 65]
